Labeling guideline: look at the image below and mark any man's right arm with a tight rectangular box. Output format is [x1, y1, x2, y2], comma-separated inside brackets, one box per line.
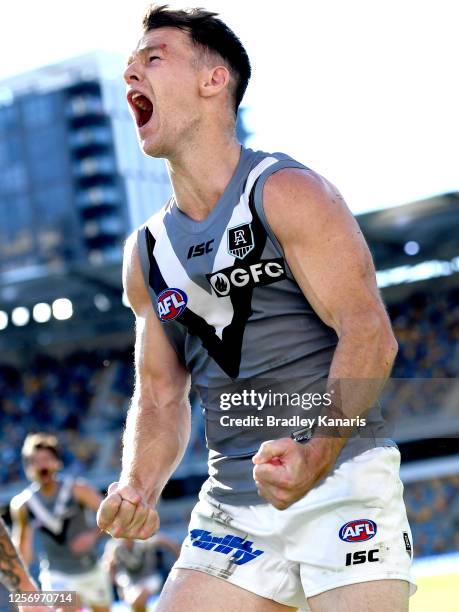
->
[97, 231, 191, 539]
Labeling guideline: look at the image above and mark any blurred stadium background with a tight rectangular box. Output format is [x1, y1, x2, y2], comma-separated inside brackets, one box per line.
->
[0, 47, 457, 611]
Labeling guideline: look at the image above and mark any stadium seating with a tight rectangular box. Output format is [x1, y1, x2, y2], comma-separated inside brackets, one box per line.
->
[404, 474, 459, 557]
[0, 286, 458, 559]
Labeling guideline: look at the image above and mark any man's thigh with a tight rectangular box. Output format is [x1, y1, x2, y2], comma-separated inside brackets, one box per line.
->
[155, 568, 297, 612]
[308, 579, 409, 612]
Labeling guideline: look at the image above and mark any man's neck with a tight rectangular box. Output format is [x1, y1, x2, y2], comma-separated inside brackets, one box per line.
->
[39, 479, 58, 497]
[167, 136, 242, 222]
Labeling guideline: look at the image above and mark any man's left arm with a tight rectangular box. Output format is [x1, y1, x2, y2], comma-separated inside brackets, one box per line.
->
[71, 481, 104, 553]
[253, 168, 398, 509]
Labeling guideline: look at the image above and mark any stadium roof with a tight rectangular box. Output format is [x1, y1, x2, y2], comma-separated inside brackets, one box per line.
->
[0, 259, 134, 359]
[1, 191, 459, 357]
[357, 192, 459, 270]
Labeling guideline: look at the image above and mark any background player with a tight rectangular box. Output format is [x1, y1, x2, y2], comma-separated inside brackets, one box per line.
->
[11, 433, 112, 612]
[98, 4, 415, 611]
[103, 533, 180, 610]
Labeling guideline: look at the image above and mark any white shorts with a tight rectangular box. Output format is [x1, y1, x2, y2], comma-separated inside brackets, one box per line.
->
[121, 573, 163, 603]
[39, 564, 112, 607]
[174, 447, 416, 610]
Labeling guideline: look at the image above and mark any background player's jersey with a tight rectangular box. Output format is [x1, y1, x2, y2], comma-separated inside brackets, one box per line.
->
[109, 540, 160, 584]
[138, 147, 394, 505]
[23, 477, 97, 574]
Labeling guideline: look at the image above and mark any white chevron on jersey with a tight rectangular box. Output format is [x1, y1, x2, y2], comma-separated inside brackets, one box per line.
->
[245, 156, 278, 201]
[212, 157, 278, 273]
[145, 157, 278, 338]
[26, 478, 74, 535]
[147, 208, 234, 339]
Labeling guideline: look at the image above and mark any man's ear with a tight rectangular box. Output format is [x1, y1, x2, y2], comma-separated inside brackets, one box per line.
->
[199, 65, 230, 99]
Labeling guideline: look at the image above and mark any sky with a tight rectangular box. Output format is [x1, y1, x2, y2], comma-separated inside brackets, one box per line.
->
[1, 0, 458, 214]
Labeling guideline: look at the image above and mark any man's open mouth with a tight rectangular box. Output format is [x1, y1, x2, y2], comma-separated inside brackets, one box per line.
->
[128, 91, 154, 128]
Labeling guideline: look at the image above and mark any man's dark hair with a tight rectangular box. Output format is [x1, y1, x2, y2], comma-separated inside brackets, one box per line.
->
[142, 4, 251, 114]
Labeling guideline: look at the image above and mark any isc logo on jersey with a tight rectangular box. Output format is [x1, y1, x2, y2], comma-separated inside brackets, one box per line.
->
[157, 288, 188, 321]
[339, 519, 377, 542]
[207, 259, 287, 297]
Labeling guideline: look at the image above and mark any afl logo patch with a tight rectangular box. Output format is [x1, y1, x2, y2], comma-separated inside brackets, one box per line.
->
[339, 519, 377, 542]
[227, 223, 254, 259]
[157, 288, 188, 321]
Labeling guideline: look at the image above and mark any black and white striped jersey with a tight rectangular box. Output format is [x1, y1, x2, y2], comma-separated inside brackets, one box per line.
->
[137, 147, 392, 505]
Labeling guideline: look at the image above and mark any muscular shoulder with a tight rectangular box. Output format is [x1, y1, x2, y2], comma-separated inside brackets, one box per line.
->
[123, 228, 152, 317]
[263, 167, 351, 235]
[123, 229, 141, 283]
[264, 166, 339, 202]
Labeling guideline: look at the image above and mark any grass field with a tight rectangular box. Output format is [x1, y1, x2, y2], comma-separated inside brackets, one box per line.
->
[410, 553, 459, 612]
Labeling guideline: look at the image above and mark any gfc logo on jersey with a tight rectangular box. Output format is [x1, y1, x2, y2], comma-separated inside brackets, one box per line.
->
[190, 529, 264, 565]
[207, 259, 287, 297]
[339, 519, 377, 542]
[157, 288, 188, 321]
[227, 223, 254, 259]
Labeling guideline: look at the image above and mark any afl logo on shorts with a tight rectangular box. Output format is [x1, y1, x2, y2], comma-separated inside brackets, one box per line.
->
[157, 288, 188, 321]
[339, 519, 377, 542]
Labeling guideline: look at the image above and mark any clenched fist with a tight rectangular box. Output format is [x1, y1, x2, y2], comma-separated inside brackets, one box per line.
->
[252, 437, 338, 510]
[97, 482, 159, 539]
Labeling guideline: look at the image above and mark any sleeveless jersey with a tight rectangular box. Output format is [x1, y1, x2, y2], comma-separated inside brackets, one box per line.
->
[23, 478, 97, 574]
[112, 540, 160, 583]
[138, 147, 394, 505]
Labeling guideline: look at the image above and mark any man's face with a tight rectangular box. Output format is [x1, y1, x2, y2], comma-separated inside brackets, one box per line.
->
[26, 448, 60, 484]
[124, 27, 204, 158]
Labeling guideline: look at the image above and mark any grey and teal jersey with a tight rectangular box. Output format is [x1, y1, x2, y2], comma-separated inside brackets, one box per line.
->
[22, 478, 97, 574]
[138, 147, 394, 505]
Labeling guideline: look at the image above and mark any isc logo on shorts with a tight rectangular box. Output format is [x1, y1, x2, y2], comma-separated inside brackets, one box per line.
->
[339, 519, 377, 542]
[157, 288, 188, 321]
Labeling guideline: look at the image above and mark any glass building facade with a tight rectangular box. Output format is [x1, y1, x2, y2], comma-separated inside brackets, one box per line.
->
[0, 54, 170, 278]
[0, 53, 250, 280]
[0, 80, 128, 275]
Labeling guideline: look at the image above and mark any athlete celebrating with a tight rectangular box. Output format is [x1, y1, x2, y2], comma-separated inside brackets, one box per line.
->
[11, 434, 112, 612]
[97, 5, 415, 611]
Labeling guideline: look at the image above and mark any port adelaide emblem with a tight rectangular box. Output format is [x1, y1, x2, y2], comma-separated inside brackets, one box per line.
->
[227, 223, 254, 259]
